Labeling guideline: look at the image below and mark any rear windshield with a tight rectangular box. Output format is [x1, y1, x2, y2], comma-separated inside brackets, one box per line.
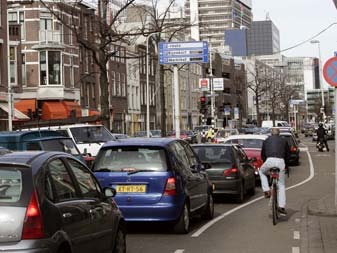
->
[70, 126, 114, 143]
[225, 139, 264, 149]
[40, 139, 80, 156]
[193, 146, 232, 164]
[0, 169, 22, 203]
[94, 147, 168, 172]
[281, 135, 295, 146]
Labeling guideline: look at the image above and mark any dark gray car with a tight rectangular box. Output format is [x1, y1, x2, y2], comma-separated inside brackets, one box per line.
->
[0, 151, 125, 253]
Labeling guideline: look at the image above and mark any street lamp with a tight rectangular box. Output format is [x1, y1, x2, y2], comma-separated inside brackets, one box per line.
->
[310, 39, 326, 120]
[146, 32, 160, 138]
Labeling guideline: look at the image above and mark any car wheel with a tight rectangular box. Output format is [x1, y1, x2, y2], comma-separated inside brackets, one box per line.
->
[236, 181, 244, 203]
[113, 226, 126, 253]
[174, 202, 190, 234]
[201, 194, 214, 220]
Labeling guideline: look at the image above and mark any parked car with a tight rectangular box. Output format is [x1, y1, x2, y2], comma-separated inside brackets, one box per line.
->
[221, 134, 268, 181]
[93, 138, 214, 234]
[213, 128, 239, 143]
[134, 131, 149, 137]
[193, 125, 212, 142]
[168, 130, 197, 144]
[150, 130, 162, 138]
[279, 132, 300, 166]
[0, 151, 126, 253]
[192, 144, 256, 203]
[111, 133, 129, 140]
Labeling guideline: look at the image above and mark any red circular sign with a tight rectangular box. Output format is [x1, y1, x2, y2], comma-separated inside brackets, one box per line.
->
[323, 56, 337, 87]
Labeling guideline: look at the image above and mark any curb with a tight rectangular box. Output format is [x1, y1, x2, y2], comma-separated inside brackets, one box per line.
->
[307, 195, 337, 217]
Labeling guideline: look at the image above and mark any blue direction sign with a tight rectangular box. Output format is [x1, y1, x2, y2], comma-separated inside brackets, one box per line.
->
[159, 41, 209, 65]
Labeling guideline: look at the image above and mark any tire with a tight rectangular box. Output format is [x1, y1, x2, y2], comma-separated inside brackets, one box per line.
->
[201, 194, 214, 220]
[113, 226, 126, 253]
[236, 181, 244, 203]
[174, 203, 190, 234]
[272, 186, 278, 226]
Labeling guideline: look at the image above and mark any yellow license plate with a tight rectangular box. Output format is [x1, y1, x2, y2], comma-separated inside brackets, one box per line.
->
[116, 185, 147, 193]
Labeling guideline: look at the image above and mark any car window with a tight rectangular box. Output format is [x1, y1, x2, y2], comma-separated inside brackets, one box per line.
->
[0, 168, 22, 203]
[193, 146, 233, 164]
[67, 158, 101, 199]
[47, 159, 79, 202]
[41, 139, 80, 155]
[94, 146, 168, 172]
[225, 138, 264, 149]
[281, 135, 295, 146]
[26, 142, 42, 150]
[236, 146, 248, 162]
[55, 129, 69, 137]
[171, 142, 190, 169]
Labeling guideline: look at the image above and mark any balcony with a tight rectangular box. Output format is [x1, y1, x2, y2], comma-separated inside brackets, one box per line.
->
[32, 30, 65, 50]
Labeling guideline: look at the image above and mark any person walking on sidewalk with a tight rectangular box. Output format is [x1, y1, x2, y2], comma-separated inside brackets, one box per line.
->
[259, 127, 290, 216]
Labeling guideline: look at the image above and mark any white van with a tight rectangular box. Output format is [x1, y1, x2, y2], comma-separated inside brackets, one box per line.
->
[261, 120, 290, 128]
[25, 124, 115, 157]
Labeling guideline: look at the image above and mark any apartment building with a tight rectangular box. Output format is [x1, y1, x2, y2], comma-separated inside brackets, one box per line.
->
[185, 0, 252, 48]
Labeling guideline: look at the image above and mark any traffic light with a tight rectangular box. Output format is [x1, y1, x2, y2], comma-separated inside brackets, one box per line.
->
[200, 96, 207, 114]
[35, 108, 42, 120]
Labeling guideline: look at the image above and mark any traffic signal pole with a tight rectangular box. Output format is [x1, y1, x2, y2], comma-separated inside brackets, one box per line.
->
[209, 48, 215, 127]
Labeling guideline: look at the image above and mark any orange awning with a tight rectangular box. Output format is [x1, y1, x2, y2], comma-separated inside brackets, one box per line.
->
[89, 110, 101, 116]
[14, 99, 36, 115]
[42, 101, 67, 120]
[63, 101, 82, 117]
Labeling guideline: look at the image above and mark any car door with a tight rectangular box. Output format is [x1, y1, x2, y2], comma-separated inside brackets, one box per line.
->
[181, 141, 208, 210]
[65, 158, 115, 252]
[45, 158, 94, 253]
[234, 146, 255, 190]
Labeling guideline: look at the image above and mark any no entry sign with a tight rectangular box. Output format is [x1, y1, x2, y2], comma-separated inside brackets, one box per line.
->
[323, 57, 337, 87]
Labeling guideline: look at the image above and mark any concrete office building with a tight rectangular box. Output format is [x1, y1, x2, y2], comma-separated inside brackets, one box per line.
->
[185, 0, 252, 48]
[247, 20, 280, 56]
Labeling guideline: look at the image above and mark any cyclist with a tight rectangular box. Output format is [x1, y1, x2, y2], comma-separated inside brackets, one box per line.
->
[259, 127, 290, 216]
[316, 123, 329, 151]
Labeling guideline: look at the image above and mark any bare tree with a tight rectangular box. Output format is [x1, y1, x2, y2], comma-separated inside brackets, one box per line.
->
[278, 75, 298, 122]
[39, 0, 160, 127]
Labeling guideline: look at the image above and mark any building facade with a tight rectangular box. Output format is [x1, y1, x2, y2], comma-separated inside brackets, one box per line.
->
[185, 0, 252, 48]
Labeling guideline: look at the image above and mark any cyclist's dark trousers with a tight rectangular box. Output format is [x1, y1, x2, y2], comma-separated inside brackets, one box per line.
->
[317, 138, 329, 150]
[259, 157, 286, 208]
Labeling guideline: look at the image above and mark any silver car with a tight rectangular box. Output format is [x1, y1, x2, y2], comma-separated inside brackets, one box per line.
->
[0, 151, 126, 253]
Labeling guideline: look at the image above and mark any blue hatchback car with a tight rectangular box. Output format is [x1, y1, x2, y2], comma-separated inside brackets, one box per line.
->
[93, 138, 214, 233]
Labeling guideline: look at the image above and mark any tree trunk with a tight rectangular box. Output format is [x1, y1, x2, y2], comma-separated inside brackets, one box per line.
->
[255, 95, 261, 127]
[160, 65, 166, 137]
[99, 61, 110, 128]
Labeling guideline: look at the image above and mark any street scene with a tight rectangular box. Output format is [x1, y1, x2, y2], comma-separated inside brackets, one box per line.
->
[1, 0, 337, 253]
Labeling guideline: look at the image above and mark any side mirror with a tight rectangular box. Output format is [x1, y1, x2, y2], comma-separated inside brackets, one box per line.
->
[104, 187, 116, 198]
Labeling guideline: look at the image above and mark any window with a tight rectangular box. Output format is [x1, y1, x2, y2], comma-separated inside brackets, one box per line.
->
[47, 159, 78, 202]
[67, 159, 101, 198]
[0, 168, 22, 203]
[9, 47, 17, 85]
[111, 71, 115, 96]
[70, 56, 74, 87]
[121, 73, 125, 96]
[40, 51, 61, 85]
[116, 72, 120, 96]
[22, 54, 26, 86]
[19, 12, 25, 40]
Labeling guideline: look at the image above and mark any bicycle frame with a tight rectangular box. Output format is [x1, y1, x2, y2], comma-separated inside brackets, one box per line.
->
[269, 168, 280, 225]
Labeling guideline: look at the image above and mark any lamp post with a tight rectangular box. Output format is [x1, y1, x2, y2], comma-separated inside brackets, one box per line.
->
[146, 32, 159, 138]
[310, 40, 326, 120]
[7, 8, 12, 131]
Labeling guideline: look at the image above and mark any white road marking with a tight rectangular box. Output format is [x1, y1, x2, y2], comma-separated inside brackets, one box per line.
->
[174, 250, 184, 253]
[191, 149, 315, 238]
[293, 231, 300, 240]
[292, 247, 300, 253]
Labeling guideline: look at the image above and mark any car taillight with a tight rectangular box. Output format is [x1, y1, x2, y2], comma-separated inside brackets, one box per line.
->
[223, 168, 239, 178]
[22, 192, 44, 240]
[164, 177, 176, 196]
[213, 139, 218, 143]
[290, 146, 297, 152]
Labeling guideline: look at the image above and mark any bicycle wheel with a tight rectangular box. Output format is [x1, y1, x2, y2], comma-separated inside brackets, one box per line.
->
[272, 184, 278, 225]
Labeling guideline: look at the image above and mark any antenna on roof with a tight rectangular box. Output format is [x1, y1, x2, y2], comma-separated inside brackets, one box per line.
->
[265, 12, 270, 21]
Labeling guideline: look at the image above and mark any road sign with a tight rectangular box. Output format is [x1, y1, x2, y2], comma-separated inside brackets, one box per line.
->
[234, 107, 239, 120]
[224, 107, 231, 116]
[159, 41, 209, 65]
[213, 78, 224, 91]
[199, 78, 209, 91]
[323, 56, 337, 87]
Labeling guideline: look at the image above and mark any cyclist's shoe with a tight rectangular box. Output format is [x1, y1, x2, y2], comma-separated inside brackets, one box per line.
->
[264, 191, 271, 198]
[278, 208, 287, 216]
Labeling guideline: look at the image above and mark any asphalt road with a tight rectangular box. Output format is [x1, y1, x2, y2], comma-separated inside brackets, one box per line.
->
[126, 136, 335, 253]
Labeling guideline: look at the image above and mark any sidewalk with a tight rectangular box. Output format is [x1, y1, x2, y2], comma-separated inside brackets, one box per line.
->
[301, 194, 337, 253]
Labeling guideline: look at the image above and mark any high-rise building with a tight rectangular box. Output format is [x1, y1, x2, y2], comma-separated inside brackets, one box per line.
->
[247, 20, 280, 56]
[185, 0, 252, 49]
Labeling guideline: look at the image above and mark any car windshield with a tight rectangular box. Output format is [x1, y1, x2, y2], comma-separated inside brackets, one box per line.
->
[0, 168, 22, 203]
[193, 146, 232, 164]
[70, 126, 114, 143]
[226, 138, 264, 149]
[94, 146, 168, 172]
[41, 139, 81, 155]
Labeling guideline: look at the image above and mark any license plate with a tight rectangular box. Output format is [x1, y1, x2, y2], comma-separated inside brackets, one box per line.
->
[116, 185, 147, 193]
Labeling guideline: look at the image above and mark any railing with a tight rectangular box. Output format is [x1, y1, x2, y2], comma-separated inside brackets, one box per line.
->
[39, 30, 62, 44]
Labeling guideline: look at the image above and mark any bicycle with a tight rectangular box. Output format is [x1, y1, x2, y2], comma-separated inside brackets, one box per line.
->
[269, 167, 280, 225]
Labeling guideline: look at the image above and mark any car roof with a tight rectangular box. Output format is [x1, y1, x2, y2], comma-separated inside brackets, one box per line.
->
[102, 138, 177, 148]
[0, 151, 75, 174]
[222, 134, 268, 140]
[191, 144, 233, 147]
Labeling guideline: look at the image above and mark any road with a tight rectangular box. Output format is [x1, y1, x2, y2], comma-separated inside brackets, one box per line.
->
[126, 136, 335, 253]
